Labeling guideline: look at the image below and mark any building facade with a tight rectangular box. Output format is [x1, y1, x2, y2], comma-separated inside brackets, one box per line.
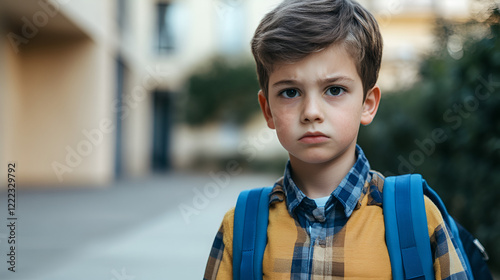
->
[0, 0, 475, 188]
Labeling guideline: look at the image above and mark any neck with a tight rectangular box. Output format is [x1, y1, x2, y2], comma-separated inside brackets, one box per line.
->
[289, 145, 357, 199]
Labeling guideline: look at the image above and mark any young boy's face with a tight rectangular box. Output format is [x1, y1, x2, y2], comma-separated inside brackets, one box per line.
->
[258, 44, 380, 166]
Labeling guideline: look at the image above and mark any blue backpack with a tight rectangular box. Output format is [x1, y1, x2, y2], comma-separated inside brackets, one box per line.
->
[232, 174, 492, 280]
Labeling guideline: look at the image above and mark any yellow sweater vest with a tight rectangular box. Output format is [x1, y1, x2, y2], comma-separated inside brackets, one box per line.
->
[214, 192, 463, 279]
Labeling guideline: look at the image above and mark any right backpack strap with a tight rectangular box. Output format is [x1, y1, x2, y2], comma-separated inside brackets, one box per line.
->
[233, 187, 272, 280]
[422, 181, 475, 280]
[384, 174, 434, 280]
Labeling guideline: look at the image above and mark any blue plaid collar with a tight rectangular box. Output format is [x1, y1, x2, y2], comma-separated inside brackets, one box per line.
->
[281, 144, 371, 219]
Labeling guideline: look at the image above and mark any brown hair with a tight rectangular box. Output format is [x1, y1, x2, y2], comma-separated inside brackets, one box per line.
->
[251, 0, 383, 99]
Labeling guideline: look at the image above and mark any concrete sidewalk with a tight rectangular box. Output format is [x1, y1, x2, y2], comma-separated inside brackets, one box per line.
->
[0, 172, 277, 280]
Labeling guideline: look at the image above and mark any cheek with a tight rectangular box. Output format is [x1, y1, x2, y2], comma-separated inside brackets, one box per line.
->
[331, 106, 362, 134]
[271, 110, 296, 144]
[271, 107, 294, 127]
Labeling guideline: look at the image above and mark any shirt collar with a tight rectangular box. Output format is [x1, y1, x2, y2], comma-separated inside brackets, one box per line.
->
[280, 144, 371, 218]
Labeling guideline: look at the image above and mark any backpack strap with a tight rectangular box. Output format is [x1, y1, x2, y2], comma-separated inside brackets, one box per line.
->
[384, 174, 434, 280]
[233, 187, 273, 280]
[422, 181, 474, 279]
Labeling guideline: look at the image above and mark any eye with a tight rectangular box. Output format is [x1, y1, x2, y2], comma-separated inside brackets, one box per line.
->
[280, 89, 300, 99]
[326, 86, 345, 96]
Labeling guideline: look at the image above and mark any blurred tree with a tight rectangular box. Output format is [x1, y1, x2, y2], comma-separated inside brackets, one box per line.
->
[183, 57, 260, 126]
[359, 7, 500, 271]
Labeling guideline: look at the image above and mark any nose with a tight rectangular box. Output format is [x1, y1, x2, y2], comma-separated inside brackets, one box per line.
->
[301, 95, 324, 124]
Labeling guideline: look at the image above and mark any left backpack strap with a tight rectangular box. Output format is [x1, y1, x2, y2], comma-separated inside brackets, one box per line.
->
[384, 174, 434, 280]
[233, 187, 273, 280]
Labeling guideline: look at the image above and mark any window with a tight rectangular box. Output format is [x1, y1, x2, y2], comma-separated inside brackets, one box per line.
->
[117, 0, 128, 36]
[216, 4, 245, 54]
[157, 2, 175, 53]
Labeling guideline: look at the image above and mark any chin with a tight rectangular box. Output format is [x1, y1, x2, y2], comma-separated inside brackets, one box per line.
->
[293, 153, 340, 165]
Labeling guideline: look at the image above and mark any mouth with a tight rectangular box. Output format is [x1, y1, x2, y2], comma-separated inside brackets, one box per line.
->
[299, 131, 330, 144]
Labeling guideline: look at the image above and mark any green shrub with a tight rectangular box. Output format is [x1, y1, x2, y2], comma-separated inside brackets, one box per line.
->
[359, 8, 500, 271]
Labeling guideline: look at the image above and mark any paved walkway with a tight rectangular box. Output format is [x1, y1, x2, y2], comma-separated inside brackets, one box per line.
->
[0, 172, 277, 280]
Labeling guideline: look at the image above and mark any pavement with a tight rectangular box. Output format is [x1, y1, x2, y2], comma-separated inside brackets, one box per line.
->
[0, 172, 278, 280]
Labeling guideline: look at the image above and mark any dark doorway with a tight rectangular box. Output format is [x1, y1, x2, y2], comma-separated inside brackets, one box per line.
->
[152, 91, 172, 172]
[115, 57, 125, 178]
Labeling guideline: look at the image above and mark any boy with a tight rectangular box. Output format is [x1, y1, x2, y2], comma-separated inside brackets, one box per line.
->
[204, 0, 469, 279]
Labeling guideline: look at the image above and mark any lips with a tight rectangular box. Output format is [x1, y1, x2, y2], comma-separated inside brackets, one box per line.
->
[299, 131, 329, 144]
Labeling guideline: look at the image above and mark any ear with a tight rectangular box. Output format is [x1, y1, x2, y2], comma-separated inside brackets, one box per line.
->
[360, 85, 381, 126]
[258, 90, 275, 129]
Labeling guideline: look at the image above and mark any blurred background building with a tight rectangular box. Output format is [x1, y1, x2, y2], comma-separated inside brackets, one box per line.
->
[1, 0, 499, 279]
[0, 0, 479, 188]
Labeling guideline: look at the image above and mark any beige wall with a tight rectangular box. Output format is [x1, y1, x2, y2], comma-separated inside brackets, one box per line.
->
[0, 0, 118, 188]
[378, 14, 437, 90]
[122, 68, 154, 177]
[3, 35, 116, 187]
[0, 38, 23, 189]
[56, 0, 116, 46]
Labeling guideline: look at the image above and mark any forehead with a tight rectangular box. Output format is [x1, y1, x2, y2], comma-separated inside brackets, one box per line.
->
[268, 44, 361, 86]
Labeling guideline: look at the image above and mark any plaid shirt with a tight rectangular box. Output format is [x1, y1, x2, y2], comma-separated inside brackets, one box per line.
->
[204, 145, 469, 279]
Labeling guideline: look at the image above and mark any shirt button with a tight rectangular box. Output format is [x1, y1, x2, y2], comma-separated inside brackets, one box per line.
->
[312, 209, 326, 222]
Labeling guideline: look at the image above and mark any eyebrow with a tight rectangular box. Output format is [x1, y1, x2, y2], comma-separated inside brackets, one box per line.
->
[271, 75, 355, 89]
